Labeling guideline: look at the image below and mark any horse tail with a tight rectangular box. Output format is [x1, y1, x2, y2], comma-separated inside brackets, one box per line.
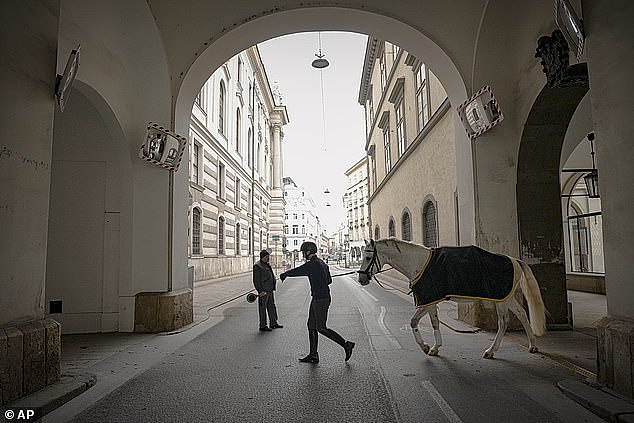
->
[518, 260, 546, 336]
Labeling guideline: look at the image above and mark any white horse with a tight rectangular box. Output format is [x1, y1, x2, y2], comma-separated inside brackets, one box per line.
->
[357, 238, 546, 359]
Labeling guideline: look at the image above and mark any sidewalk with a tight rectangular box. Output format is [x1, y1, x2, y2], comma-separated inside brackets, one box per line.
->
[6, 268, 634, 422]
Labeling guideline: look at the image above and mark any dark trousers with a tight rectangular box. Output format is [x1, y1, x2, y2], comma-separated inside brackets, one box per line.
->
[258, 291, 278, 328]
[307, 297, 346, 355]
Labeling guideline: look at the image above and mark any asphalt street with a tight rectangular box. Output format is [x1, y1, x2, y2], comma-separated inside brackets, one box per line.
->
[67, 269, 602, 423]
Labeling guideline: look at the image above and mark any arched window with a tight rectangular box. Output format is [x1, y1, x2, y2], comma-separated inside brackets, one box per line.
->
[423, 200, 438, 247]
[374, 225, 380, 240]
[218, 216, 225, 255]
[402, 209, 412, 241]
[192, 207, 201, 255]
[219, 81, 226, 134]
[235, 108, 241, 154]
[388, 217, 396, 238]
[235, 222, 241, 255]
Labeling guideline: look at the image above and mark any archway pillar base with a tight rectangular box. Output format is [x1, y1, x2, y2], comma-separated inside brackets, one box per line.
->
[597, 316, 634, 399]
[0, 319, 61, 407]
[133, 289, 193, 333]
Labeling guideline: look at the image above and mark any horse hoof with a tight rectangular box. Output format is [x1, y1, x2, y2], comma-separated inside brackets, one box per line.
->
[422, 345, 430, 354]
[428, 349, 439, 356]
[529, 346, 539, 353]
[483, 351, 494, 359]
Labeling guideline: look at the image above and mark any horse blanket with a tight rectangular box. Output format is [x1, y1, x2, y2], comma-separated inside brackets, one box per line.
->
[409, 246, 515, 308]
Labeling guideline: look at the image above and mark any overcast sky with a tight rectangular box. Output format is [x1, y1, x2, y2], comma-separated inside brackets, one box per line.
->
[258, 32, 368, 234]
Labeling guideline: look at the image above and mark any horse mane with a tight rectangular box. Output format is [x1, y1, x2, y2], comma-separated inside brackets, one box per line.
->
[374, 237, 425, 249]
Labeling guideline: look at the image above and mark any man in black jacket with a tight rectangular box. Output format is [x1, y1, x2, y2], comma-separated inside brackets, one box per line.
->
[280, 241, 354, 363]
[253, 250, 283, 332]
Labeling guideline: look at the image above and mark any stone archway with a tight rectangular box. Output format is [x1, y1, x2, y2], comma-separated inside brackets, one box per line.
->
[171, 7, 476, 286]
[516, 63, 589, 326]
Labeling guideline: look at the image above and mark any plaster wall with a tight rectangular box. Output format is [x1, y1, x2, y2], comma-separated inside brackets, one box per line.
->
[46, 88, 124, 333]
[0, 0, 60, 325]
[583, 0, 634, 322]
[58, 1, 178, 296]
[370, 109, 457, 246]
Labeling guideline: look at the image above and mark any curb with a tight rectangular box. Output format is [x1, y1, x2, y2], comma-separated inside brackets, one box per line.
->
[558, 379, 634, 422]
[4, 373, 96, 421]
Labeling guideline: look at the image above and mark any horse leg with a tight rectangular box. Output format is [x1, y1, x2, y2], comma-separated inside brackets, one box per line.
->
[508, 295, 538, 353]
[483, 303, 509, 359]
[410, 307, 431, 354]
[428, 305, 442, 356]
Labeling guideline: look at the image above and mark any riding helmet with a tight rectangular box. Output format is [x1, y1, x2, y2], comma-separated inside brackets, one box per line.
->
[300, 241, 318, 254]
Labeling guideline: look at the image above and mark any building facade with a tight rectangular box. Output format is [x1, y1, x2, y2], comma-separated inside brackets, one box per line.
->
[283, 177, 319, 262]
[343, 157, 370, 264]
[359, 39, 458, 250]
[188, 46, 288, 280]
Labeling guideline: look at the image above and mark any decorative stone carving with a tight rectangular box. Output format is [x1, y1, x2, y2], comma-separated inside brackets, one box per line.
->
[535, 29, 588, 88]
[535, 30, 569, 88]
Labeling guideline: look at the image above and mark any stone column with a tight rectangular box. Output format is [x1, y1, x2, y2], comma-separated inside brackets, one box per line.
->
[268, 106, 288, 269]
[583, 0, 634, 399]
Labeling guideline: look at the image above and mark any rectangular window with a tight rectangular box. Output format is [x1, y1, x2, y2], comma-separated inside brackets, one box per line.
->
[292, 225, 299, 235]
[415, 64, 429, 132]
[218, 162, 225, 199]
[382, 122, 391, 173]
[235, 177, 241, 209]
[379, 49, 387, 92]
[192, 143, 200, 184]
[368, 87, 374, 125]
[393, 44, 400, 58]
[395, 97, 405, 158]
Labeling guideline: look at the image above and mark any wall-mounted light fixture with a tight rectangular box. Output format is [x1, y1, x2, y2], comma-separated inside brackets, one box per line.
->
[583, 132, 599, 198]
[561, 132, 600, 198]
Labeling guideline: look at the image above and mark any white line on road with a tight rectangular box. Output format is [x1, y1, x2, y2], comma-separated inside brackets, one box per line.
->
[379, 306, 401, 349]
[421, 380, 463, 423]
[361, 288, 379, 302]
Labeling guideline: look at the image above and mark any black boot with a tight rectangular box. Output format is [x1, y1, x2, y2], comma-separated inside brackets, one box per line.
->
[299, 353, 319, 363]
[344, 341, 355, 361]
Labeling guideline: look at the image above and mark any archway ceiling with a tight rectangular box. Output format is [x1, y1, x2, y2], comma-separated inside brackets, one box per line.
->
[146, 0, 552, 99]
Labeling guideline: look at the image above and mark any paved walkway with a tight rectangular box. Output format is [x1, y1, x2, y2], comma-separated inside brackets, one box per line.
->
[7, 267, 634, 422]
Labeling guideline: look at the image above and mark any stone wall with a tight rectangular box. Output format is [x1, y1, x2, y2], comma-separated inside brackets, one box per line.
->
[0, 319, 60, 406]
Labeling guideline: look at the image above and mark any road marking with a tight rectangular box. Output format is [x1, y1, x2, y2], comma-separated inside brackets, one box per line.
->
[379, 306, 401, 349]
[421, 380, 463, 423]
[361, 288, 379, 302]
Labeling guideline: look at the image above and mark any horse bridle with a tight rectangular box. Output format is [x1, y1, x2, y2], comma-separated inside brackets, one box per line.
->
[357, 243, 382, 279]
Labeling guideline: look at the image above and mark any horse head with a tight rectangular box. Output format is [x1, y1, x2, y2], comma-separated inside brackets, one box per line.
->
[357, 239, 379, 286]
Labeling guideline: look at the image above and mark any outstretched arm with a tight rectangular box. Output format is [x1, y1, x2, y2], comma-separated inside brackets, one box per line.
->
[280, 261, 310, 281]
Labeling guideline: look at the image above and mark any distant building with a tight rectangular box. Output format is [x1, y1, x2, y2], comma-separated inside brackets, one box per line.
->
[283, 177, 319, 262]
[189, 46, 288, 279]
[343, 156, 370, 264]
